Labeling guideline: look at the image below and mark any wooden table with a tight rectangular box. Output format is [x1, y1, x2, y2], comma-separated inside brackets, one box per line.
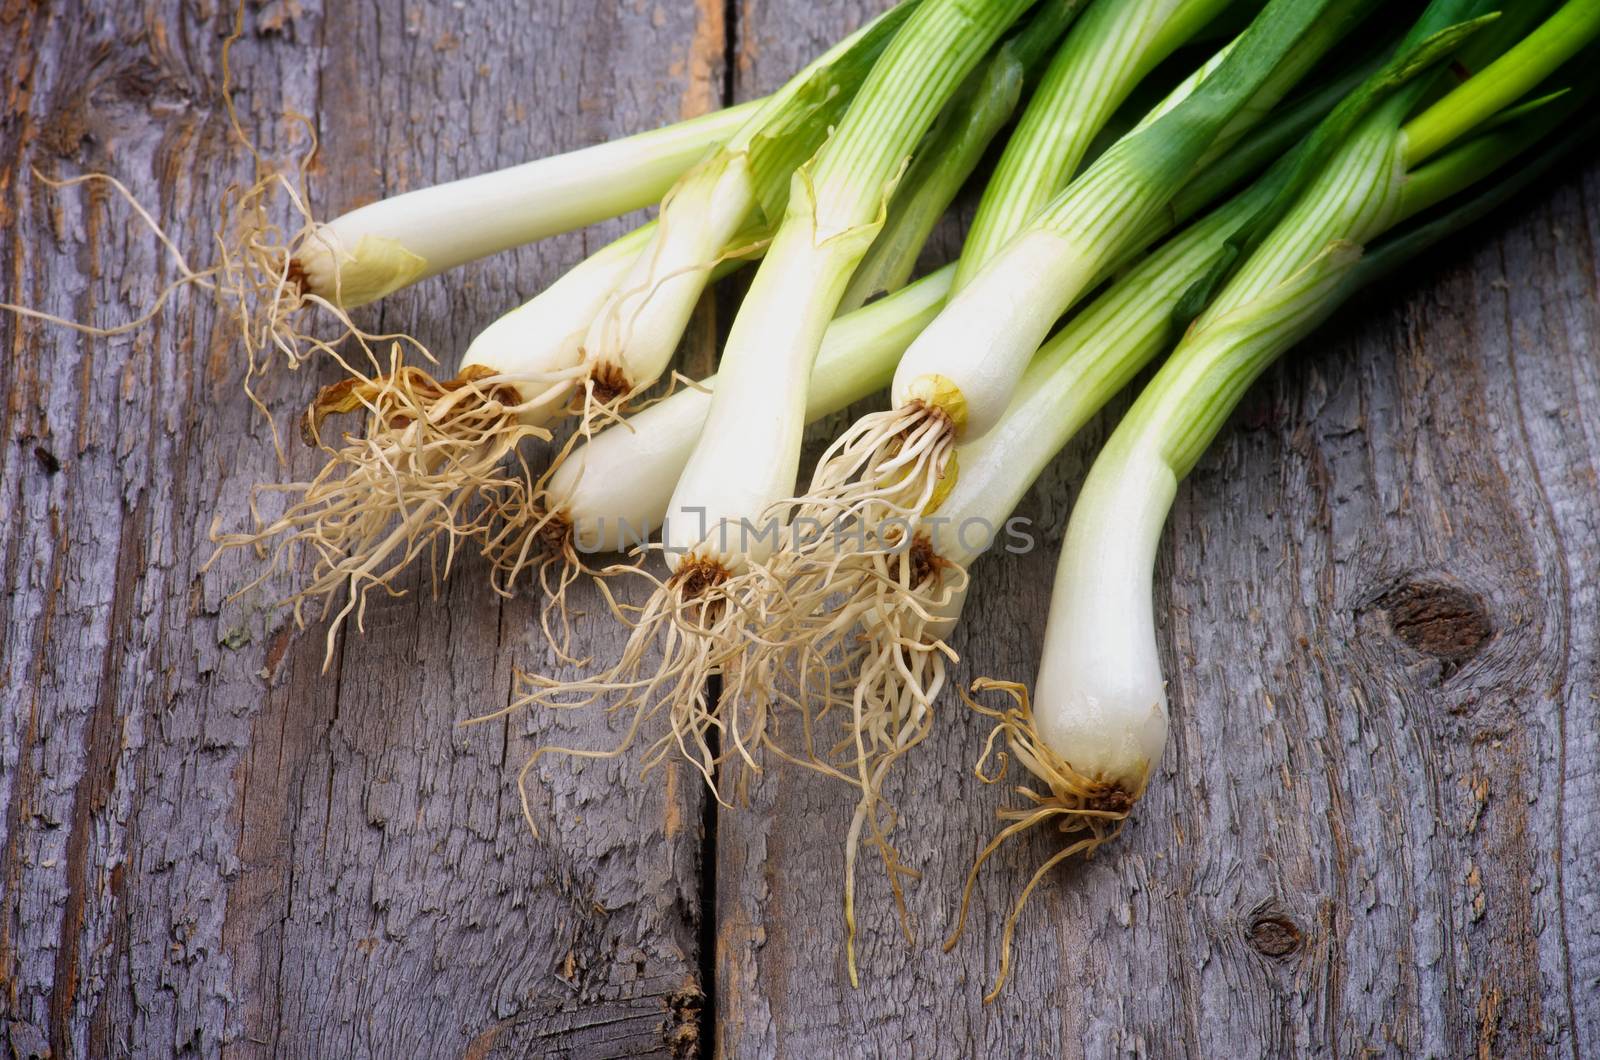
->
[3, 3, 1596, 1056]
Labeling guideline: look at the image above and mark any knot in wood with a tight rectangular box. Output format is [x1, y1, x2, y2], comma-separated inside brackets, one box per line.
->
[1378, 580, 1493, 668]
[665, 988, 703, 1058]
[1247, 913, 1303, 959]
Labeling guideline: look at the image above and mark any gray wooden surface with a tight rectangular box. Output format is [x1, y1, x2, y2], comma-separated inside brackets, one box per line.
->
[2, 2, 1596, 1057]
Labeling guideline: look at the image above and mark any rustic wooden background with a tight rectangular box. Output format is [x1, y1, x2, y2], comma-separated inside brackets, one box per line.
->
[2, 1, 1597, 1056]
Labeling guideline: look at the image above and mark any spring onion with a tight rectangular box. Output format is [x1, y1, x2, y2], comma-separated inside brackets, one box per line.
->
[287, 103, 763, 313]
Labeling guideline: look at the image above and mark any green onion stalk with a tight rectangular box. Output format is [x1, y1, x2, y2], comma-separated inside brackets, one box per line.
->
[286, 101, 762, 315]
[954, 0, 1598, 1001]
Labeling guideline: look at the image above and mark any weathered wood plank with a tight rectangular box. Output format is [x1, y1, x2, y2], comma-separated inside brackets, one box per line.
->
[713, 2, 1600, 1056]
[0, 2, 726, 1056]
[6, 1, 1599, 1057]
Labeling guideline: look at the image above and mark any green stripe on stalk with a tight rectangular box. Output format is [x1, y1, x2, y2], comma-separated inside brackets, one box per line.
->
[1155, 113, 1404, 471]
[1181, 0, 1503, 304]
[955, 0, 1236, 287]
[1173, 57, 1379, 213]
[1363, 103, 1599, 286]
[806, 1, 1039, 227]
[745, 2, 928, 224]
[1102, 52, 1382, 280]
[842, 0, 1089, 310]
[574, 2, 926, 407]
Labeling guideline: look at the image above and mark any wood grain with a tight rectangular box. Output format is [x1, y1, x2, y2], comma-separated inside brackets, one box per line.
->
[3, 1, 1597, 1058]
[0, 2, 722, 1056]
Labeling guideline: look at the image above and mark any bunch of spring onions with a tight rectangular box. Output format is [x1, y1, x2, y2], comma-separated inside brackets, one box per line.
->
[553, 0, 1371, 975]
[940, 0, 1599, 997]
[502, 0, 1278, 814]
[191, 0, 1600, 999]
[497, 0, 1591, 989]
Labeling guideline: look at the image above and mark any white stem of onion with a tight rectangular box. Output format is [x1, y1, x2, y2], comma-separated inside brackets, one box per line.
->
[547, 266, 955, 551]
[292, 99, 762, 307]
[456, 225, 657, 425]
[576, 154, 760, 401]
[662, 0, 1037, 574]
[1025, 117, 1400, 800]
[574, 10, 906, 404]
